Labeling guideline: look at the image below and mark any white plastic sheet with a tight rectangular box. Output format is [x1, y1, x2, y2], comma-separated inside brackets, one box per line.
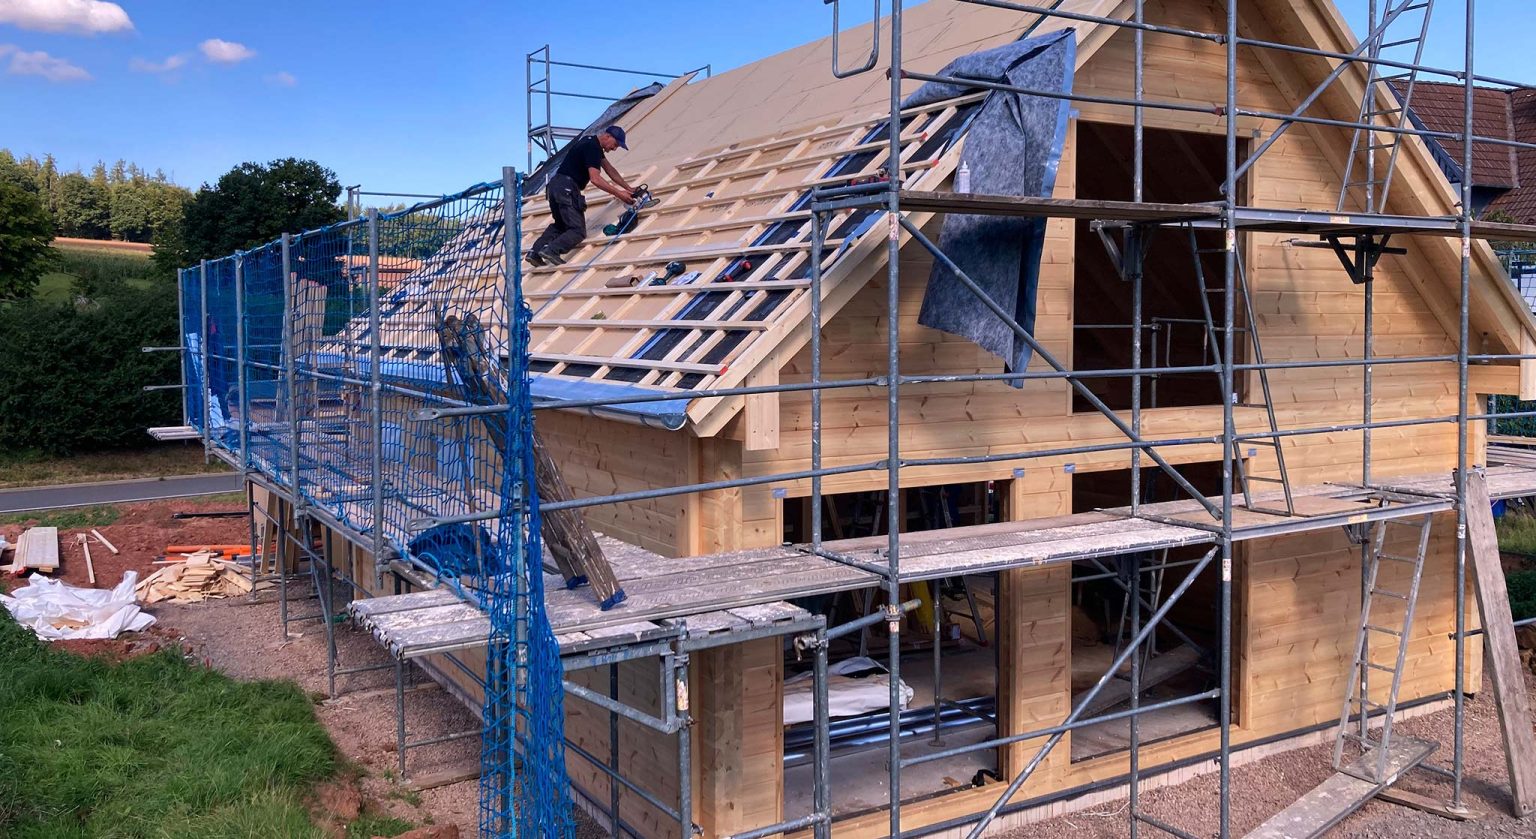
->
[783, 656, 915, 726]
[1, 572, 155, 641]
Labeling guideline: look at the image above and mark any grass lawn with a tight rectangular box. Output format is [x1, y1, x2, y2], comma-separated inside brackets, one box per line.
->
[0, 445, 230, 490]
[0, 612, 420, 837]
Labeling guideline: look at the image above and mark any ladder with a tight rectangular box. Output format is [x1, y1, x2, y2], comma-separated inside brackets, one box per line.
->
[1337, 0, 1437, 214]
[1186, 228, 1296, 516]
[1332, 513, 1434, 784]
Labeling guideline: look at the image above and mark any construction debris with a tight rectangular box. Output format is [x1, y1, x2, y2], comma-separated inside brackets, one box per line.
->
[135, 552, 254, 603]
[1, 571, 155, 640]
[90, 528, 119, 554]
[77, 534, 96, 585]
[11, 527, 60, 573]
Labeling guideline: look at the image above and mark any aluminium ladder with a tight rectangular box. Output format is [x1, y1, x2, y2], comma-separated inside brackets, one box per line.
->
[1186, 228, 1297, 516]
[1337, 0, 1437, 214]
[1332, 513, 1434, 783]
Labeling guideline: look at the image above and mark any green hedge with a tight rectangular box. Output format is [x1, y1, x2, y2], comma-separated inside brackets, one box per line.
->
[0, 282, 181, 456]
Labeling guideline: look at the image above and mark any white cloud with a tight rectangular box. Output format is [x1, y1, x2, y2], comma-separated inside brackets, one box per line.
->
[1, 44, 89, 81]
[265, 70, 295, 87]
[0, 0, 131, 35]
[199, 38, 254, 64]
[129, 53, 186, 74]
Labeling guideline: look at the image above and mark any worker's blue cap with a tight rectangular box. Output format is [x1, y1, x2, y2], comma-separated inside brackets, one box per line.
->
[605, 125, 628, 150]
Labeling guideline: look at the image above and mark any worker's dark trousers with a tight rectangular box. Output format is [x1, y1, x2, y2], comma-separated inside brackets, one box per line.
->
[531, 174, 588, 257]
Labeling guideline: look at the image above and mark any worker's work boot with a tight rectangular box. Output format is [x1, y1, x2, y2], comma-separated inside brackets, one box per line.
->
[524, 249, 547, 268]
[543, 249, 568, 266]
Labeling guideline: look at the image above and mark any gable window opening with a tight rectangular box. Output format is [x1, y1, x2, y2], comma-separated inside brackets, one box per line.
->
[1071, 122, 1252, 413]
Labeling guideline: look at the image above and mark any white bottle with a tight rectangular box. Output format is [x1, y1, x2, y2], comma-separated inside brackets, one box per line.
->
[956, 161, 972, 194]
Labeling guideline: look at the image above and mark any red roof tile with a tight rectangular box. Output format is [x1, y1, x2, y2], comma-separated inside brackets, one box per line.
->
[1404, 81, 1519, 189]
[1490, 89, 1536, 224]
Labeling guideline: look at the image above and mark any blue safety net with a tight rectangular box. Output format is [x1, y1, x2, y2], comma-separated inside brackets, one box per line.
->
[179, 174, 573, 838]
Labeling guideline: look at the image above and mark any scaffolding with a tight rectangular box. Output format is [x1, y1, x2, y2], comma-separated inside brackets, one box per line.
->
[525, 45, 710, 172]
[153, 0, 1536, 837]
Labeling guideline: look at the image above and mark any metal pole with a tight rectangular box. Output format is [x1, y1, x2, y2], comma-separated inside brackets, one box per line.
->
[609, 663, 621, 834]
[283, 234, 303, 501]
[1130, 0, 1145, 519]
[886, 2, 906, 834]
[1220, 0, 1238, 834]
[1452, 0, 1476, 811]
[812, 208, 826, 550]
[199, 260, 211, 460]
[235, 253, 249, 469]
[175, 269, 189, 428]
[674, 652, 693, 838]
[367, 210, 384, 588]
[812, 629, 832, 839]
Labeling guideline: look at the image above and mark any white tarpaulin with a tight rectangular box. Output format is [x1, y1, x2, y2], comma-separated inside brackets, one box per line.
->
[1, 572, 155, 641]
[783, 656, 915, 726]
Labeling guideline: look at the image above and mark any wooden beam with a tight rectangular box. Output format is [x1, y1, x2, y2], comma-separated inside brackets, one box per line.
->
[743, 367, 780, 452]
[1464, 468, 1536, 817]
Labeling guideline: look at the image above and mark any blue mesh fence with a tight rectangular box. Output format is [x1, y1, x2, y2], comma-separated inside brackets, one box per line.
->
[204, 256, 240, 455]
[240, 242, 290, 478]
[179, 267, 206, 434]
[179, 173, 571, 838]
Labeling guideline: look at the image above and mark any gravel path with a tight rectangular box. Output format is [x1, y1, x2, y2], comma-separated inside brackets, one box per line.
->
[1009, 671, 1536, 838]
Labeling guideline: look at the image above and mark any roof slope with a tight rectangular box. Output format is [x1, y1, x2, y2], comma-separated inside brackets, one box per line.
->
[360, 0, 1536, 432]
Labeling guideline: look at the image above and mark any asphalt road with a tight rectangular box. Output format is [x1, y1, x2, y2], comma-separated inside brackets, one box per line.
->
[0, 473, 243, 514]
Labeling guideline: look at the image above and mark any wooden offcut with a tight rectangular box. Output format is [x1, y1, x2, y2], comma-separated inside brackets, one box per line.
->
[1464, 468, 1536, 817]
[136, 552, 254, 603]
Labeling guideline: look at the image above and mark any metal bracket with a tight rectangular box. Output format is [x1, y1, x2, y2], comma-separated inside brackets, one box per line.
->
[1310, 234, 1407, 285]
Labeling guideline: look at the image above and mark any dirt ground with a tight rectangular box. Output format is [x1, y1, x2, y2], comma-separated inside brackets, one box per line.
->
[2, 497, 251, 589]
[1005, 673, 1536, 838]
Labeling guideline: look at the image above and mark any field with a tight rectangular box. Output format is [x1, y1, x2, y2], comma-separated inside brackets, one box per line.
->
[35, 240, 157, 304]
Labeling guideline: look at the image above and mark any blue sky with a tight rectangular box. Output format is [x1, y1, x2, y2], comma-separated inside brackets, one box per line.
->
[0, 0, 1529, 197]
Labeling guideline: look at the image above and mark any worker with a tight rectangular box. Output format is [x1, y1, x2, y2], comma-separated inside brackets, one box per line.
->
[527, 125, 637, 266]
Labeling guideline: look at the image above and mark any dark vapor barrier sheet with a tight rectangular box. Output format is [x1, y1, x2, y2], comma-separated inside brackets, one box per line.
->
[906, 30, 1077, 384]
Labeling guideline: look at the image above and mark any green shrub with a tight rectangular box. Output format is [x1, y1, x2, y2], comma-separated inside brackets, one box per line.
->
[0, 281, 181, 456]
[1507, 569, 1536, 622]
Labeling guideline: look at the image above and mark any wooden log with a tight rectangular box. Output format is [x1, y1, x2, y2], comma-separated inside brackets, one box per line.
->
[1465, 468, 1536, 817]
[533, 429, 625, 609]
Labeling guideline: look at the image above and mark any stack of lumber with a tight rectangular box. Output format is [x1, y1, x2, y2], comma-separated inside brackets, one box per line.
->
[135, 552, 253, 603]
[1, 527, 60, 573]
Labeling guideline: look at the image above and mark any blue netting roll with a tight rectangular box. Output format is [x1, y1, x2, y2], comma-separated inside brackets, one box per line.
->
[476, 174, 574, 839]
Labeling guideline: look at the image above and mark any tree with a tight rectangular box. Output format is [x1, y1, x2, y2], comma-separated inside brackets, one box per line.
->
[112, 180, 188, 243]
[164, 158, 344, 269]
[0, 181, 56, 300]
[0, 150, 35, 195]
[54, 173, 111, 239]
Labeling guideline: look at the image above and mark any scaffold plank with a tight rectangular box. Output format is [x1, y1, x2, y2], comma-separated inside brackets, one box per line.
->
[1243, 737, 1436, 839]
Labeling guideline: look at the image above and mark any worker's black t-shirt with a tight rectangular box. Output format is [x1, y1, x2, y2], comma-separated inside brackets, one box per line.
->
[555, 136, 605, 188]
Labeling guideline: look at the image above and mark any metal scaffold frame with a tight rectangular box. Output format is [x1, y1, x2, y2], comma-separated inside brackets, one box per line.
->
[154, 0, 1536, 836]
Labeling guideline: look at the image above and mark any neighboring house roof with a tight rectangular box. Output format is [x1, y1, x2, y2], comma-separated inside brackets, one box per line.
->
[1493, 89, 1536, 224]
[356, 0, 1536, 433]
[1403, 80, 1536, 224]
[1405, 81, 1520, 189]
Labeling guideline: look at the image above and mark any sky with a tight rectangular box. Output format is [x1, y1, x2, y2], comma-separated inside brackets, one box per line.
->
[0, 0, 1530, 198]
